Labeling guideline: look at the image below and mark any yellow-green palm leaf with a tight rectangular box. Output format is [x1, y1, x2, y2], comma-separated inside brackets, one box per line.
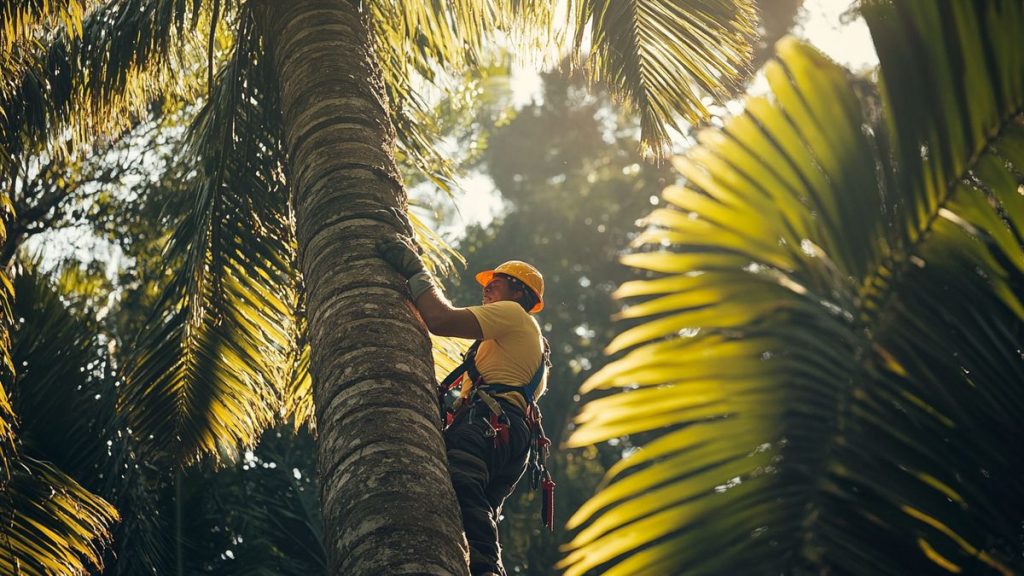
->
[0, 1, 90, 114]
[569, 0, 758, 156]
[121, 15, 298, 463]
[0, 0, 232, 178]
[0, 202, 13, 478]
[0, 457, 119, 576]
[563, 2, 1024, 574]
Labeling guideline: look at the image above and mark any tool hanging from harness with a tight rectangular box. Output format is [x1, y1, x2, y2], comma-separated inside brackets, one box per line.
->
[437, 338, 556, 531]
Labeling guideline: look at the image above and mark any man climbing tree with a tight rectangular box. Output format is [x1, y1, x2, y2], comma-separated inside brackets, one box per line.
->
[380, 235, 552, 576]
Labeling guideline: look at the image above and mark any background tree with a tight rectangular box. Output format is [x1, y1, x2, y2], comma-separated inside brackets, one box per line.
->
[563, 2, 1024, 574]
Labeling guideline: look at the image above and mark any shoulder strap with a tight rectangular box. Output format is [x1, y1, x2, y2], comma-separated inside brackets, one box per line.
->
[523, 337, 551, 403]
[480, 337, 550, 405]
[438, 340, 481, 391]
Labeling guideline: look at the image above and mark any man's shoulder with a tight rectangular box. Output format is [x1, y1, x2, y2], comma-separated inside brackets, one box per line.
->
[469, 300, 537, 336]
[467, 300, 514, 315]
[469, 300, 523, 316]
[487, 300, 535, 323]
[487, 300, 525, 313]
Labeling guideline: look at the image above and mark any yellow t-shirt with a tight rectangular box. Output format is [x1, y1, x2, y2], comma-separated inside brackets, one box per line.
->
[462, 300, 547, 412]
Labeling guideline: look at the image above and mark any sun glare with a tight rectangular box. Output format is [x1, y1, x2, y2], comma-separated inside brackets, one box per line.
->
[509, 65, 545, 108]
[443, 172, 505, 240]
[798, 0, 878, 71]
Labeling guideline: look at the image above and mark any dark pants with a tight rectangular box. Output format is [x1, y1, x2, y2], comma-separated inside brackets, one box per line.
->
[444, 398, 530, 576]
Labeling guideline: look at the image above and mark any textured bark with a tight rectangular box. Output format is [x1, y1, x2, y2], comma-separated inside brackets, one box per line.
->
[262, 2, 469, 574]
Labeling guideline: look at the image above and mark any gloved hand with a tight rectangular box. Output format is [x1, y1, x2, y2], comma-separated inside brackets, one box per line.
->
[378, 235, 435, 300]
[378, 236, 426, 279]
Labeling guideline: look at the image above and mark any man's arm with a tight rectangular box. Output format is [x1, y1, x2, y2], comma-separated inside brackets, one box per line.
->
[378, 234, 483, 339]
[414, 287, 483, 339]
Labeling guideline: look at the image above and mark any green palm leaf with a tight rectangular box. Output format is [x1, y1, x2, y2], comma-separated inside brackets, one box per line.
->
[369, 0, 555, 200]
[569, 0, 758, 157]
[0, 0, 214, 165]
[9, 266, 114, 476]
[1, 1, 85, 42]
[121, 12, 300, 463]
[0, 457, 119, 576]
[0, 267, 121, 576]
[562, 2, 1024, 574]
[0, 0, 89, 128]
[0, 218, 15, 574]
[0, 206, 14, 480]
[200, 429, 326, 576]
[0, 0, 88, 95]
[369, 0, 554, 78]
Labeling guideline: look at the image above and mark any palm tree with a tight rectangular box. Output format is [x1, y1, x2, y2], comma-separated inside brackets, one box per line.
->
[563, 2, 1024, 574]
[2, 0, 756, 572]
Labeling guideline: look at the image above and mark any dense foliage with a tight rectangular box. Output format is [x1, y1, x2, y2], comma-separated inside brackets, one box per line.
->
[3, 1, 1020, 575]
[564, 2, 1024, 574]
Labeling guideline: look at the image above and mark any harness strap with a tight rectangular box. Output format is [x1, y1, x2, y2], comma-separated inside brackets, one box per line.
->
[475, 338, 551, 405]
[476, 389, 504, 417]
[476, 390, 510, 448]
[437, 341, 482, 426]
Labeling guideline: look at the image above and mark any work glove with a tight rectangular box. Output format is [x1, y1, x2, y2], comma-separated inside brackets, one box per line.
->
[378, 236, 425, 278]
[377, 235, 434, 300]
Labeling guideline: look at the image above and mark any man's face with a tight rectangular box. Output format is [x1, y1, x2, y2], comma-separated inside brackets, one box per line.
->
[482, 274, 521, 305]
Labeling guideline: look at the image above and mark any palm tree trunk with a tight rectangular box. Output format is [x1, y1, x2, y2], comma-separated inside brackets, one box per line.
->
[262, 2, 469, 574]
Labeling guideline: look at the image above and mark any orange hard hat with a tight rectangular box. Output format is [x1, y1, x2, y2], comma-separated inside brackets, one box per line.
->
[476, 260, 544, 313]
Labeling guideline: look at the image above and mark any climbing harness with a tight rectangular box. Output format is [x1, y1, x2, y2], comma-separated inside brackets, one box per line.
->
[438, 338, 556, 531]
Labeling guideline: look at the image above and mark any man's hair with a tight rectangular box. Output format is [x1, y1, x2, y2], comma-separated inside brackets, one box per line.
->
[503, 275, 539, 312]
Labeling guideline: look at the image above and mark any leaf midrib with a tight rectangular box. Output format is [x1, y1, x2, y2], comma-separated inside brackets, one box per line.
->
[858, 103, 1024, 334]
[796, 102, 1024, 568]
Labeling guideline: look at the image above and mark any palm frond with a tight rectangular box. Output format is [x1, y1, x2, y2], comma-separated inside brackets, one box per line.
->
[0, 456, 119, 576]
[369, 0, 556, 200]
[202, 429, 326, 576]
[0, 0, 221, 165]
[562, 2, 1024, 574]
[568, 0, 758, 157]
[8, 266, 112, 474]
[121, 12, 299, 464]
[0, 379, 12, 479]
[0, 266, 123, 575]
[0, 198, 14, 481]
[0, 0, 89, 91]
[282, 317, 314, 432]
[0, 0, 89, 122]
[0, 0, 90, 43]
[4, 265, 174, 575]
[102, 463, 173, 576]
[0, 1, 90, 47]
[368, 0, 555, 77]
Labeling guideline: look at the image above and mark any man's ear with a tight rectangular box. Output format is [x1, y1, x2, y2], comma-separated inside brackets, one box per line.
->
[513, 287, 526, 303]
